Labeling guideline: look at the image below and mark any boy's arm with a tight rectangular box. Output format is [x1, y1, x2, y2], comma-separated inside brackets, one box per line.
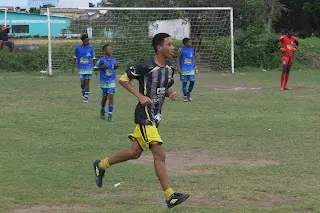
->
[176, 49, 182, 74]
[166, 67, 178, 100]
[72, 48, 77, 73]
[114, 60, 120, 69]
[119, 65, 151, 105]
[92, 48, 97, 65]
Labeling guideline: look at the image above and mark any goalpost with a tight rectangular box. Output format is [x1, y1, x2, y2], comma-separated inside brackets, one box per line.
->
[0, 8, 8, 27]
[47, 7, 234, 76]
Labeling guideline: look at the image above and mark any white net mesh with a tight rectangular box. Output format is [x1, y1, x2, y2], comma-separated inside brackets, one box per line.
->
[49, 8, 233, 73]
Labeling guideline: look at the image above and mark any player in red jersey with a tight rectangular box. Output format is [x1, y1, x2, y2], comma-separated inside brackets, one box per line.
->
[274, 31, 299, 91]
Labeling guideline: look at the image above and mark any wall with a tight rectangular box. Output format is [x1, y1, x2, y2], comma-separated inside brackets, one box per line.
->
[148, 19, 190, 40]
[0, 12, 70, 37]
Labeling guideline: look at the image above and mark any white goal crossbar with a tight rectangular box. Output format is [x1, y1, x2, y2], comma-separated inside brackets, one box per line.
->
[47, 7, 234, 75]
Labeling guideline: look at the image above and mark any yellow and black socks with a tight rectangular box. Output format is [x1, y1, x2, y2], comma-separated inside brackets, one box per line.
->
[164, 188, 175, 200]
[99, 157, 110, 169]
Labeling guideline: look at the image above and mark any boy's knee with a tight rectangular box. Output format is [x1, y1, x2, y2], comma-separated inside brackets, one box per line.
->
[129, 147, 142, 159]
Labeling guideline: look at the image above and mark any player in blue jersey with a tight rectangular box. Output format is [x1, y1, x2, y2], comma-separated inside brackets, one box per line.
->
[72, 34, 96, 103]
[94, 44, 119, 121]
[177, 38, 197, 102]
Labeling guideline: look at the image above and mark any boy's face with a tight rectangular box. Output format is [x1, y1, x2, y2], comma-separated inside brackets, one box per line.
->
[82, 38, 90, 46]
[185, 40, 193, 47]
[104, 46, 112, 56]
[159, 37, 174, 59]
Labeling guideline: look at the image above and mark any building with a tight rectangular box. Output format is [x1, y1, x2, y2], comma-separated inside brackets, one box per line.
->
[40, 8, 88, 20]
[0, 0, 90, 9]
[58, 0, 88, 8]
[0, 11, 70, 37]
[0, 6, 15, 12]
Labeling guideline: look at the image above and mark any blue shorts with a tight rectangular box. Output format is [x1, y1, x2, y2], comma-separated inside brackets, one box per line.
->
[80, 74, 92, 81]
[101, 87, 115, 96]
[180, 75, 195, 82]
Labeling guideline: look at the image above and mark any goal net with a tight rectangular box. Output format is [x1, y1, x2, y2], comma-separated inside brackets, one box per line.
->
[47, 7, 234, 75]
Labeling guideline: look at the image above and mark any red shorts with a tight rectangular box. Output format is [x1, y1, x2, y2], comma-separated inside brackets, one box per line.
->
[282, 56, 293, 66]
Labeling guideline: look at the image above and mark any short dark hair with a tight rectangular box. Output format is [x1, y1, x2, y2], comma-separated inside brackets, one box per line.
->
[152, 33, 171, 52]
[102, 44, 111, 51]
[183, 38, 190, 45]
[81, 33, 88, 41]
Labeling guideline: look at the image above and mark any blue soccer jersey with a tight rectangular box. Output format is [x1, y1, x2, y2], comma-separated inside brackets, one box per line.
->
[95, 56, 117, 88]
[179, 47, 195, 75]
[74, 45, 95, 74]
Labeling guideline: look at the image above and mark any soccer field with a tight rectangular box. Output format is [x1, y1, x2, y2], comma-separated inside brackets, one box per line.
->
[1, 70, 320, 213]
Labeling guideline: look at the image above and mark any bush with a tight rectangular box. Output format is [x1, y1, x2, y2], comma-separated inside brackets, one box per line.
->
[0, 46, 48, 72]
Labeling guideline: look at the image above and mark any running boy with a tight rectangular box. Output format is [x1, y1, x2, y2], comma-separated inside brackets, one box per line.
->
[94, 44, 119, 121]
[72, 34, 96, 102]
[177, 38, 197, 102]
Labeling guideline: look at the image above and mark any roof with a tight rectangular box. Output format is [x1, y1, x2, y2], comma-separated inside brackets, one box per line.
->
[0, 6, 15, 11]
[0, 11, 70, 19]
[41, 8, 87, 14]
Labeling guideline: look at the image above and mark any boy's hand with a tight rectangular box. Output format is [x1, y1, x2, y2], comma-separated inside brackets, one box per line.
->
[114, 61, 120, 69]
[101, 63, 109, 68]
[167, 90, 178, 100]
[138, 95, 152, 106]
[280, 47, 285, 52]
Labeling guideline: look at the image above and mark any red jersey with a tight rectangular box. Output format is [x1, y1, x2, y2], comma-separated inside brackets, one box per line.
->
[278, 35, 298, 57]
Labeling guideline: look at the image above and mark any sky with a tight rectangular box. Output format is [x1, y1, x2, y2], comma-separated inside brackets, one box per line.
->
[0, 0, 101, 8]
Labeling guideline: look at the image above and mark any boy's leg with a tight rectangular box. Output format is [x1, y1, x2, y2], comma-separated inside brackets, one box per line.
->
[284, 57, 293, 90]
[280, 57, 288, 91]
[107, 93, 114, 121]
[100, 92, 108, 120]
[93, 140, 143, 187]
[149, 143, 169, 191]
[187, 75, 195, 101]
[84, 75, 91, 102]
[150, 143, 190, 208]
[181, 75, 188, 102]
[80, 76, 85, 98]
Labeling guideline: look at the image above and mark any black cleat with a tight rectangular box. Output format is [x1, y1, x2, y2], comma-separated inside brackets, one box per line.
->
[100, 109, 106, 120]
[93, 160, 105, 188]
[187, 92, 192, 102]
[166, 192, 190, 209]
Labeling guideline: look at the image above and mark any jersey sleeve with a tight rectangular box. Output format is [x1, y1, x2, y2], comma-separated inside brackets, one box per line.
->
[94, 59, 103, 68]
[167, 62, 175, 89]
[125, 63, 150, 80]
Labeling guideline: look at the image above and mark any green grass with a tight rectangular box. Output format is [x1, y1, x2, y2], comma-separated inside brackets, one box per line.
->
[302, 37, 320, 53]
[1, 69, 320, 213]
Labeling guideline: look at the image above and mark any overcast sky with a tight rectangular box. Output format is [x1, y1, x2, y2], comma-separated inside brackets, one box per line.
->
[0, 0, 100, 8]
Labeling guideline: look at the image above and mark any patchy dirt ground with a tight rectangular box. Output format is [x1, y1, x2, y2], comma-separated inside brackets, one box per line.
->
[305, 52, 320, 69]
[200, 83, 262, 92]
[131, 150, 279, 175]
[12, 204, 93, 213]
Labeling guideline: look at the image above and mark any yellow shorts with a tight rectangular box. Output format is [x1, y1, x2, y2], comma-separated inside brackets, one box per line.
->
[128, 125, 163, 150]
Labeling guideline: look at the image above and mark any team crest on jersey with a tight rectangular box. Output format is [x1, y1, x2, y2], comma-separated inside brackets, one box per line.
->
[105, 70, 114, 76]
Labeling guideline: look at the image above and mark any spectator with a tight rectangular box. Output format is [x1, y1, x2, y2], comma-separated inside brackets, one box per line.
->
[0, 26, 14, 52]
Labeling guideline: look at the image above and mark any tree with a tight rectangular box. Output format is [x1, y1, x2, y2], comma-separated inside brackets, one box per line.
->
[29, 7, 40, 14]
[264, 0, 287, 33]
